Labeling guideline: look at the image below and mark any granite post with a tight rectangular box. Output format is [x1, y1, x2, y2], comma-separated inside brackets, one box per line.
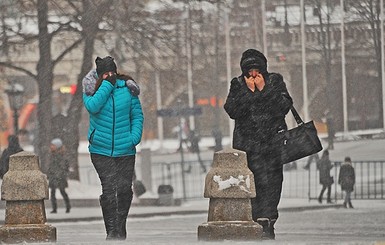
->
[0, 151, 56, 243]
[197, 149, 262, 241]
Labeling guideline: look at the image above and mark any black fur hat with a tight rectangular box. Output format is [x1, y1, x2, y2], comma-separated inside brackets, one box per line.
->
[240, 49, 267, 76]
[95, 56, 117, 77]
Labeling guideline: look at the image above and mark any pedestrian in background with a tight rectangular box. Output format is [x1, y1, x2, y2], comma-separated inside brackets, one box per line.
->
[224, 49, 293, 239]
[318, 150, 334, 204]
[338, 156, 355, 208]
[82, 56, 144, 240]
[48, 138, 71, 214]
[189, 130, 206, 173]
[303, 153, 319, 170]
[173, 117, 190, 152]
[0, 135, 23, 179]
[327, 116, 335, 150]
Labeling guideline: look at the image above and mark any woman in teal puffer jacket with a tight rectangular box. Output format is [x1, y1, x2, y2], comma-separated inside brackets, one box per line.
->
[82, 56, 143, 240]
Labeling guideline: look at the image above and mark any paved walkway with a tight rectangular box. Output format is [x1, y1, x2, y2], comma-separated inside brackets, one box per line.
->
[0, 197, 342, 224]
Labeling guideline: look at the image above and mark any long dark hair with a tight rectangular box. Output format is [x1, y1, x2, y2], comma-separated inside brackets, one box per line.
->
[93, 73, 135, 95]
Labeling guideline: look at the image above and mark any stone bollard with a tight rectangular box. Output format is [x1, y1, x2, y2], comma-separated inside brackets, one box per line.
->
[197, 149, 262, 241]
[0, 151, 56, 243]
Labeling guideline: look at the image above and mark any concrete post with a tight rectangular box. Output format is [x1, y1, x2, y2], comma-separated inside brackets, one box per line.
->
[140, 148, 152, 193]
[0, 151, 56, 243]
[197, 149, 262, 241]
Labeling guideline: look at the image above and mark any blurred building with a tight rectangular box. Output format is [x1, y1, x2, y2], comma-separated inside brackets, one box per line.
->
[0, 0, 383, 146]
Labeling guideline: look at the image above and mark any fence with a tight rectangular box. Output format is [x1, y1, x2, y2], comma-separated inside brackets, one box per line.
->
[308, 161, 385, 201]
[79, 157, 385, 201]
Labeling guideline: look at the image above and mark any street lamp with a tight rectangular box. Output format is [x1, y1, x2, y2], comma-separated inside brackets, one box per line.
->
[5, 83, 25, 135]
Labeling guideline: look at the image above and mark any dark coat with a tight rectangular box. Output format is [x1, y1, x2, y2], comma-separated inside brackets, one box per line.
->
[318, 157, 333, 186]
[338, 163, 355, 192]
[0, 136, 23, 179]
[48, 150, 69, 189]
[224, 73, 293, 154]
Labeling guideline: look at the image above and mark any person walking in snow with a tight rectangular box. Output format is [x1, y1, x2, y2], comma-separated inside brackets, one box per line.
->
[48, 138, 71, 213]
[318, 150, 334, 204]
[0, 135, 23, 179]
[224, 49, 293, 239]
[338, 156, 355, 208]
[82, 56, 143, 240]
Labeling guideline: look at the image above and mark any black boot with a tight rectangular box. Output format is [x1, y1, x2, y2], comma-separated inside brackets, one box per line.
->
[268, 219, 276, 240]
[51, 199, 57, 213]
[343, 202, 347, 208]
[116, 192, 133, 240]
[100, 195, 118, 240]
[62, 190, 71, 213]
[318, 195, 322, 204]
[50, 189, 57, 213]
[348, 201, 354, 208]
[257, 218, 275, 240]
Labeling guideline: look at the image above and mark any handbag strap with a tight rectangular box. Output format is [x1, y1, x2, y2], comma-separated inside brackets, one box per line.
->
[290, 105, 305, 125]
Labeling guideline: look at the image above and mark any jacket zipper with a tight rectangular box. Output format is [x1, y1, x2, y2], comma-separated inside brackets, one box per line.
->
[111, 94, 115, 156]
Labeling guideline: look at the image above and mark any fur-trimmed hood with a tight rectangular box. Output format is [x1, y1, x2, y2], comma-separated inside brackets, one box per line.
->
[82, 69, 140, 96]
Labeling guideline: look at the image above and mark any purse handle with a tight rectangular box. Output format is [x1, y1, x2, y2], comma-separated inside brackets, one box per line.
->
[290, 105, 305, 125]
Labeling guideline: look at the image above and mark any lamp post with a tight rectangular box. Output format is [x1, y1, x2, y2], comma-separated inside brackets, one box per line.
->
[5, 83, 25, 135]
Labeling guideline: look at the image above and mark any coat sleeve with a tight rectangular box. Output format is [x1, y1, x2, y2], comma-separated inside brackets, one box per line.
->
[130, 95, 144, 146]
[83, 81, 114, 114]
[224, 77, 254, 119]
[352, 167, 356, 185]
[265, 73, 293, 115]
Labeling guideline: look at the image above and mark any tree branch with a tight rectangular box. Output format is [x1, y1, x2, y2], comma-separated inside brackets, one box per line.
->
[0, 62, 37, 80]
[52, 38, 83, 66]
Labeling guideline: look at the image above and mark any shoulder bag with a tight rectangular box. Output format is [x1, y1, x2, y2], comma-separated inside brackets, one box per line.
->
[273, 105, 323, 164]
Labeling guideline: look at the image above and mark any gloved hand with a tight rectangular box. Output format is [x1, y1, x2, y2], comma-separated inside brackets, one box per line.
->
[126, 79, 140, 96]
[103, 72, 116, 86]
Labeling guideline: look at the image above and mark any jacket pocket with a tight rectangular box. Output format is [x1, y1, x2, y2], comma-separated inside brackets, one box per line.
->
[89, 129, 96, 144]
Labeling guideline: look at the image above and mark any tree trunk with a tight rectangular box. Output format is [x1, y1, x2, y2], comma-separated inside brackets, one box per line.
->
[65, 34, 96, 180]
[64, 0, 108, 180]
[36, 0, 53, 173]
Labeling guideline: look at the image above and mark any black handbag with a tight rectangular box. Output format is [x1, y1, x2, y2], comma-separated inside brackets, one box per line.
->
[273, 105, 323, 164]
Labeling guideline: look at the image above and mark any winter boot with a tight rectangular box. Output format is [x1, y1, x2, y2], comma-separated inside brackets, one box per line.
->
[51, 199, 57, 213]
[348, 201, 354, 208]
[100, 195, 118, 240]
[268, 219, 276, 240]
[62, 190, 71, 213]
[116, 192, 133, 240]
[257, 218, 274, 240]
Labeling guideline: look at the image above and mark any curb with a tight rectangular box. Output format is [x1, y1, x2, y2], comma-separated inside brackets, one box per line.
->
[0, 204, 343, 224]
[279, 204, 342, 212]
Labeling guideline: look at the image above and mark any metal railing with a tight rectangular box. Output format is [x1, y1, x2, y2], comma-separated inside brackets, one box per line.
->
[78, 158, 385, 200]
[153, 160, 210, 200]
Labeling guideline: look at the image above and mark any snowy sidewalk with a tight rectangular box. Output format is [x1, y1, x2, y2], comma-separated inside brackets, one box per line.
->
[0, 197, 343, 224]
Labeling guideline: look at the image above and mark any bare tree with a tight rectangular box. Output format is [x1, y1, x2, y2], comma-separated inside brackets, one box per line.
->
[307, 0, 342, 125]
[347, 0, 384, 127]
[0, 0, 83, 173]
[0, 0, 112, 177]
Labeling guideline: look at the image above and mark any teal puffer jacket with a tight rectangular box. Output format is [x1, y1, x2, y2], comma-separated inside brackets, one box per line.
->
[83, 79, 144, 157]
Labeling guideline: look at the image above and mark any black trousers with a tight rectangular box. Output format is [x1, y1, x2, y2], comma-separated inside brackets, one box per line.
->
[319, 184, 331, 201]
[246, 150, 283, 221]
[50, 187, 70, 211]
[91, 154, 136, 239]
[91, 153, 136, 200]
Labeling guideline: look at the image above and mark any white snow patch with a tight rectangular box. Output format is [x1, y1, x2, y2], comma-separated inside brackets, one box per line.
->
[213, 175, 251, 193]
